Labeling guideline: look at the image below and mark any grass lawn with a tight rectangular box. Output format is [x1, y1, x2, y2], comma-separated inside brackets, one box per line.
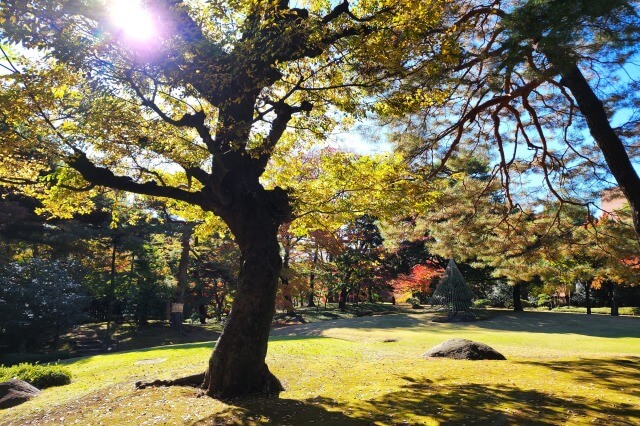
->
[1, 310, 639, 425]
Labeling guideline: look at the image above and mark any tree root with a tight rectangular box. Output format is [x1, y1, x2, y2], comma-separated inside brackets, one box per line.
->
[136, 369, 284, 399]
[135, 372, 205, 390]
[202, 366, 284, 399]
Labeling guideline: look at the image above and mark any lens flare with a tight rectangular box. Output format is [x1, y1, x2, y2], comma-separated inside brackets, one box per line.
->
[109, 0, 157, 42]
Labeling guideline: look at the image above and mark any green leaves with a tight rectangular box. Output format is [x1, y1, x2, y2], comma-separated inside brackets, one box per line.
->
[265, 145, 438, 237]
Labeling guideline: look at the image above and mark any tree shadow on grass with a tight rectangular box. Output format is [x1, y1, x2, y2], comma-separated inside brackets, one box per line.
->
[270, 313, 428, 338]
[191, 376, 640, 425]
[271, 310, 640, 340]
[364, 377, 639, 424]
[516, 356, 640, 397]
[471, 311, 640, 338]
[61, 341, 217, 366]
[191, 397, 372, 425]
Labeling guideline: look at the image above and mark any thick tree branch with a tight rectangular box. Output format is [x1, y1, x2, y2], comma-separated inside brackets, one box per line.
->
[0, 177, 38, 185]
[322, 0, 351, 23]
[254, 101, 313, 174]
[184, 166, 211, 187]
[67, 151, 208, 207]
[560, 64, 640, 237]
[322, 0, 391, 24]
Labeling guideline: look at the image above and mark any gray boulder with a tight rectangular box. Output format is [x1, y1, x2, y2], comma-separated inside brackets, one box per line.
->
[0, 379, 40, 409]
[423, 338, 506, 360]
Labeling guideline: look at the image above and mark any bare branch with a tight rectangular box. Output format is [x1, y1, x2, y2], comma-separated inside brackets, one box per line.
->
[124, 69, 206, 128]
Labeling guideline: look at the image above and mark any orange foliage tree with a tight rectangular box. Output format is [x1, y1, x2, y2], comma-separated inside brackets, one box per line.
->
[392, 261, 443, 303]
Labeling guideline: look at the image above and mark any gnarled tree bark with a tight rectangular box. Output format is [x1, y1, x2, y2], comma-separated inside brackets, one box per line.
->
[512, 282, 523, 312]
[202, 187, 288, 397]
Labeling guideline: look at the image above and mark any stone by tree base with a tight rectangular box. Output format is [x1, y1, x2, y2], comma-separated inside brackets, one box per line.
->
[423, 338, 506, 360]
[0, 379, 40, 409]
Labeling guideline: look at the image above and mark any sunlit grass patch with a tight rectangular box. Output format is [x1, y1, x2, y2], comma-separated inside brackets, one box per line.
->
[2, 311, 639, 425]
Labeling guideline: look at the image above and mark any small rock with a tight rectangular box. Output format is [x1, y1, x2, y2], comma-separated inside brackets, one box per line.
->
[423, 338, 506, 360]
[0, 379, 41, 409]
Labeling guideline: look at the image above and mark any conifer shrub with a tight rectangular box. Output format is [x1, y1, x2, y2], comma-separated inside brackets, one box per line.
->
[0, 363, 72, 389]
[472, 299, 490, 308]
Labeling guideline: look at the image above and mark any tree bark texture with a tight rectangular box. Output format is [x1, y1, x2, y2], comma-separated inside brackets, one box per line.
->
[107, 238, 117, 331]
[610, 282, 620, 316]
[172, 226, 193, 330]
[338, 283, 348, 311]
[560, 65, 640, 237]
[512, 282, 523, 312]
[202, 191, 286, 398]
[281, 241, 295, 314]
[585, 281, 592, 315]
[307, 248, 318, 307]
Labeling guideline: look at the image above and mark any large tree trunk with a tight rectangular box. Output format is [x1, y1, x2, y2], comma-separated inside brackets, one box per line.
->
[585, 281, 592, 315]
[512, 282, 523, 312]
[610, 282, 620, 316]
[338, 284, 348, 311]
[107, 238, 117, 331]
[198, 304, 208, 324]
[172, 226, 193, 330]
[560, 64, 640, 237]
[307, 248, 318, 307]
[280, 239, 295, 314]
[202, 194, 285, 398]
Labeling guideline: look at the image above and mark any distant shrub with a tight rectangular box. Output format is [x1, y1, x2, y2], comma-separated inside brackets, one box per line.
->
[537, 294, 552, 308]
[0, 363, 72, 389]
[473, 299, 490, 308]
[406, 297, 420, 306]
[487, 283, 512, 307]
[520, 299, 533, 308]
[0, 258, 88, 352]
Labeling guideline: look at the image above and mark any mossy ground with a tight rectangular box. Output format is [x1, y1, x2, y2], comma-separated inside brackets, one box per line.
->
[2, 310, 639, 425]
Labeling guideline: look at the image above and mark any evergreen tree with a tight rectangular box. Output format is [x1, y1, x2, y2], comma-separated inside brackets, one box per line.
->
[0, 258, 88, 352]
[0, 0, 450, 398]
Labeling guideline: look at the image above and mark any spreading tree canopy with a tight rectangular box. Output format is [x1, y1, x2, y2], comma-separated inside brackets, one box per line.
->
[0, 0, 452, 398]
[379, 0, 640, 236]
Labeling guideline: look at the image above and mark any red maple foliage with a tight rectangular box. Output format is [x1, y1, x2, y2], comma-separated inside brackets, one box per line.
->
[392, 261, 443, 301]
